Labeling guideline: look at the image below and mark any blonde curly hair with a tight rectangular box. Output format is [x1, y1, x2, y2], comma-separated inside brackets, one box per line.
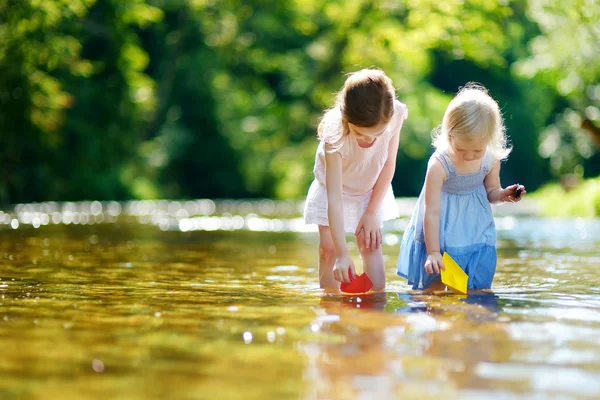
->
[432, 83, 511, 161]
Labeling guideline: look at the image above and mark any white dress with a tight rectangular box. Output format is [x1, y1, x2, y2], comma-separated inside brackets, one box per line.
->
[304, 100, 408, 232]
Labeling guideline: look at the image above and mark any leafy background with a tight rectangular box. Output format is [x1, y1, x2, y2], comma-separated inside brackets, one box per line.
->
[1, 0, 598, 203]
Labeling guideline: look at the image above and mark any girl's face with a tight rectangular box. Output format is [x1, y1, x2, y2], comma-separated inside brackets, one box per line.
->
[450, 135, 487, 162]
[348, 121, 388, 144]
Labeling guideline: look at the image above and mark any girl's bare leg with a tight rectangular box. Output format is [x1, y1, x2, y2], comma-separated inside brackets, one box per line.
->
[318, 225, 339, 289]
[357, 230, 385, 291]
[423, 279, 446, 294]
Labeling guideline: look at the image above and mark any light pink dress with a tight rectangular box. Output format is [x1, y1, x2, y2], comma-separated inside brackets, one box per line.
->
[304, 100, 408, 232]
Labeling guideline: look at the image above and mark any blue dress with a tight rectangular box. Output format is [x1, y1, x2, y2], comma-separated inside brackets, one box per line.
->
[397, 149, 497, 290]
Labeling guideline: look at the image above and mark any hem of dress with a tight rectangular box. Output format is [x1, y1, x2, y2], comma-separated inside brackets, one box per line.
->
[304, 216, 398, 233]
[412, 240, 496, 256]
[400, 243, 496, 290]
[397, 271, 439, 290]
[304, 180, 399, 234]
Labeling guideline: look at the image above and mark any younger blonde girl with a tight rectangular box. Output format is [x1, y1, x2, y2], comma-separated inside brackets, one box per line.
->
[397, 83, 525, 292]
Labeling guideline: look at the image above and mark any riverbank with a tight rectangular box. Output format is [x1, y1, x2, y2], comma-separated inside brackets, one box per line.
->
[532, 177, 600, 217]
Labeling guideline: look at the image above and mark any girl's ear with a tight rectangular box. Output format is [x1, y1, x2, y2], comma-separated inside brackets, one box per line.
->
[342, 119, 350, 134]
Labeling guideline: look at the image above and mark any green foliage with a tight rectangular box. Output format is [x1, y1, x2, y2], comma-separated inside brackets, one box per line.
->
[514, 0, 600, 176]
[185, 0, 542, 197]
[533, 177, 600, 217]
[0, 0, 596, 202]
[0, 0, 163, 203]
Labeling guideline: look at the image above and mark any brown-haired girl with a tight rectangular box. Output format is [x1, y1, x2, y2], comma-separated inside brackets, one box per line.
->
[304, 68, 408, 291]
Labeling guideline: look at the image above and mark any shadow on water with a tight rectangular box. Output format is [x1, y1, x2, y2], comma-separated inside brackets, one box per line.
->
[394, 291, 501, 315]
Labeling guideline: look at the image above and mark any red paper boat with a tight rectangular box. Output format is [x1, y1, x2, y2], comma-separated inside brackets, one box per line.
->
[340, 273, 373, 294]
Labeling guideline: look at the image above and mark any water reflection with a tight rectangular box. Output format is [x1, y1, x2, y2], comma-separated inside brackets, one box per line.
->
[304, 292, 513, 399]
[320, 292, 388, 311]
[0, 206, 599, 398]
[304, 288, 600, 399]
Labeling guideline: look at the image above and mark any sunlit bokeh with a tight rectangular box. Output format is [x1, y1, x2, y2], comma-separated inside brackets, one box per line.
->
[0, 205, 599, 398]
[1, 0, 599, 399]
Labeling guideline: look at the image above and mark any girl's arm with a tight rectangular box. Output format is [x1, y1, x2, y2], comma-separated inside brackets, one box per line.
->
[423, 158, 446, 274]
[484, 161, 526, 204]
[325, 148, 356, 283]
[355, 131, 400, 250]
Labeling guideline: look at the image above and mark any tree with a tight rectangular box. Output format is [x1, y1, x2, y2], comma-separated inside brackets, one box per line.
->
[0, 0, 162, 203]
[184, 0, 548, 197]
[514, 0, 600, 177]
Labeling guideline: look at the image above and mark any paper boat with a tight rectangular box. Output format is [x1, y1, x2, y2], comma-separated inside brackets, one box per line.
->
[441, 252, 468, 295]
[340, 273, 373, 294]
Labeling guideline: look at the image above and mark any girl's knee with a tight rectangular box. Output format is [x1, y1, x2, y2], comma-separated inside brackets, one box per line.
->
[358, 245, 376, 255]
[423, 279, 446, 293]
[356, 231, 376, 255]
[319, 243, 336, 262]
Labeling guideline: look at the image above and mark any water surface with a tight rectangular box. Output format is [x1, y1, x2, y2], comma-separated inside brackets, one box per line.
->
[0, 208, 599, 399]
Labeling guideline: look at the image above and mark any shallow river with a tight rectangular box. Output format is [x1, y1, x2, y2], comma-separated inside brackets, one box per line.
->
[0, 202, 599, 399]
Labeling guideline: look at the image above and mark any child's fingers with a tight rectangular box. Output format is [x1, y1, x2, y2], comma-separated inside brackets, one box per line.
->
[425, 260, 436, 274]
[376, 230, 382, 249]
[349, 263, 357, 280]
[354, 224, 363, 237]
[439, 260, 446, 271]
[333, 268, 341, 282]
[517, 187, 527, 200]
[512, 184, 525, 201]
[424, 262, 432, 274]
[341, 268, 350, 283]
[356, 229, 365, 250]
[365, 231, 372, 249]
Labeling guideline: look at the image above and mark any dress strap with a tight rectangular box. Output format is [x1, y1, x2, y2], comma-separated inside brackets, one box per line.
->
[432, 150, 455, 177]
[482, 150, 494, 174]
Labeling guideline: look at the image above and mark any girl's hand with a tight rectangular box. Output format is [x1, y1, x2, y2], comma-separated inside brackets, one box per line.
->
[424, 252, 445, 275]
[333, 254, 357, 283]
[354, 210, 382, 250]
[503, 184, 526, 203]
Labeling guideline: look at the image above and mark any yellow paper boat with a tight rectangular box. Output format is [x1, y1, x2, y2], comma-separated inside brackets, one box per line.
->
[441, 252, 468, 295]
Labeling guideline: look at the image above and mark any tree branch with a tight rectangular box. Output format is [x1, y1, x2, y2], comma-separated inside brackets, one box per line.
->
[581, 117, 600, 147]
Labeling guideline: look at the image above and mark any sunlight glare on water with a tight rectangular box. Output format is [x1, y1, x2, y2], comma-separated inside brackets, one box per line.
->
[0, 200, 599, 399]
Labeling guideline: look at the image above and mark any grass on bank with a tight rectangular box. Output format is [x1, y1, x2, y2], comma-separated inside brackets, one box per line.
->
[532, 176, 600, 217]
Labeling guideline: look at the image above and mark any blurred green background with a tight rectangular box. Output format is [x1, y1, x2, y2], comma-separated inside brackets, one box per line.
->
[1, 0, 598, 204]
